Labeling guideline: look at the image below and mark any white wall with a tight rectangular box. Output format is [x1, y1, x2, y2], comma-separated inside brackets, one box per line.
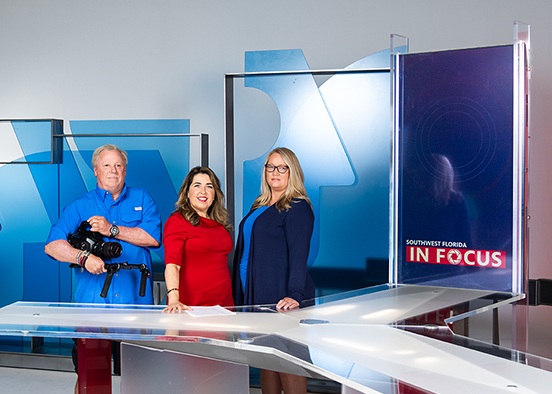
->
[1, 0, 551, 357]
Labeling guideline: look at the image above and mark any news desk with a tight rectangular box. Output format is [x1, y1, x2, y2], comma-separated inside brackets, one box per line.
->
[0, 284, 550, 394]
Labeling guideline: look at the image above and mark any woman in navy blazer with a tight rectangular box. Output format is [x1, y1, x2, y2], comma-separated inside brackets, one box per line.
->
[233, 147, 314, 394]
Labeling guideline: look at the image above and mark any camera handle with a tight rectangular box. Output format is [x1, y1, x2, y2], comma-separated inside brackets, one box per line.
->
[100, 264, 119, 298]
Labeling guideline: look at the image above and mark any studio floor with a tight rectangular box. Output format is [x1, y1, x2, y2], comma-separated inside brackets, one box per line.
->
[0, 366, 331, 393]
[0, 367, 120, 393]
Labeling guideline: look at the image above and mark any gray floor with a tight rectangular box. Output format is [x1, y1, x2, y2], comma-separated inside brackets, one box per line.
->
[0, 366, 267, 393]
[0, 367, 120, 393]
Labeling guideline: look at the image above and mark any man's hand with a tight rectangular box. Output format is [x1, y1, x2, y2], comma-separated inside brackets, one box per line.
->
[87, 216, 113, 237]
[84, 254, 107, 275]
[45, 239, 107, 274]
[87, 215, 159, 248]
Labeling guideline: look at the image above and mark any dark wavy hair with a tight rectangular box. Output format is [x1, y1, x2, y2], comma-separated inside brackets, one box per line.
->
[173, 166, 231, 230]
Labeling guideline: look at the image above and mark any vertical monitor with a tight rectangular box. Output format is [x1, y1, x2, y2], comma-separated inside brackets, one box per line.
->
[396, 45, 519, 292]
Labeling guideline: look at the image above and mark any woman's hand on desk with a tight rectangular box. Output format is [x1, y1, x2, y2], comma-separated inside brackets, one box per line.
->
[276, 297, 299, 311]
[162, 301, 193, 313]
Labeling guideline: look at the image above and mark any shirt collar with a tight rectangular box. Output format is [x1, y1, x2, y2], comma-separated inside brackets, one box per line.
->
[95, 184, 127, 202]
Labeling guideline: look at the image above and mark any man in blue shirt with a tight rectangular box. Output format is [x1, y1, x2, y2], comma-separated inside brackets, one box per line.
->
[46, 144, 161, 393]
[45, 144, 161, 304]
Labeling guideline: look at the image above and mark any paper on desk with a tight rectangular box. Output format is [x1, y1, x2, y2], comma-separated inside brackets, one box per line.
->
[185, 305, 236, 318]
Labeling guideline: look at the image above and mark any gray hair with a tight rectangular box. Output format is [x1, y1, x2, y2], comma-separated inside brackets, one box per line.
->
[91, 144, 128, 168]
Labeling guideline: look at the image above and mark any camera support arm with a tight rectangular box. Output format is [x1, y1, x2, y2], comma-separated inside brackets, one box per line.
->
[68, 262, 150, 299]
[100, 263, 150, 298]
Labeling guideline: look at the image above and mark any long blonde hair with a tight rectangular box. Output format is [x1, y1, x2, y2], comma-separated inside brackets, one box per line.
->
[173, 167, 232, 230]
[251, 147, 311, 211]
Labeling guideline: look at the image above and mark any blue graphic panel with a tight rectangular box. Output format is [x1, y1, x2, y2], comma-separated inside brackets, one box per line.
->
[316, 51, 391, 269]
[23, 243, 72, 302]
[0, 163, 53, 305]
[397, 45, 515, 291]
[10, 121, 52, 162]
[10, 121, 61, 224]
[242, 49, 391, 278]
[0, 121, 57, 305]
[0, 119, 192, 308]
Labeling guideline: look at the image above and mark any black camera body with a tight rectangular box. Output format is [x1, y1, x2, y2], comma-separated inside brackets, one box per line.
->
[67, 221, 122, 260]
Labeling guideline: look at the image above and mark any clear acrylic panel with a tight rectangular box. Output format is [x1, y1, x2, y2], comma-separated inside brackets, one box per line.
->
[390, 34, 409, 286]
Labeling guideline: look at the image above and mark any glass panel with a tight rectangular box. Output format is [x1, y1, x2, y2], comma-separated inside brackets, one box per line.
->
[513, 21, 530, 294]
[232, 48, 392, 295]
[0, 119, 61, 164]
[390, 35, 409, 285]
[512, 20, 531, 354]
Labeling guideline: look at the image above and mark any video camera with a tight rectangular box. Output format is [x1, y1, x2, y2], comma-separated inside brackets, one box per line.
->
[67, 221, 122, 260]
[67, 221, 149, 298]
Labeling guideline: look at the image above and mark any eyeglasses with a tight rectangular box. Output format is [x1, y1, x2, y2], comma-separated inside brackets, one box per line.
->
[265, 164, 289, 174]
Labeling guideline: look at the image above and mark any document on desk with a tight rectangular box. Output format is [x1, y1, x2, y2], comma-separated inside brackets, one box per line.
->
[185, 305, 236, 317]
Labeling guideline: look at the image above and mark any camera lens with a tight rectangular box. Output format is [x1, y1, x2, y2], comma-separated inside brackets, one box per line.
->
[100, 242, 122, 258]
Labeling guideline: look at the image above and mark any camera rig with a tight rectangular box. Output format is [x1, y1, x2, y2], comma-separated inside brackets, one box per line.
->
[67, 221, 150, 298]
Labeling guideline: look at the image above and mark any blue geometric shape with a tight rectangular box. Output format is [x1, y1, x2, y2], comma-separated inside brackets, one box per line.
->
[243, 49, 391, 274]
[316, 50, 392, 269]
[244, 49, 356, 268]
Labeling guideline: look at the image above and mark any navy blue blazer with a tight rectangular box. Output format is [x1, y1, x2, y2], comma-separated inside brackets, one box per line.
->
[232, 199, 315, 306]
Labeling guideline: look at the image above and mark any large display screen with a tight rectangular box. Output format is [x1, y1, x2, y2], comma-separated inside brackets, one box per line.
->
[396, 45, 517, 291]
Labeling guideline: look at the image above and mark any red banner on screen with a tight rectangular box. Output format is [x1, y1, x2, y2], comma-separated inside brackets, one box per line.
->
[406, 246, 506, 268]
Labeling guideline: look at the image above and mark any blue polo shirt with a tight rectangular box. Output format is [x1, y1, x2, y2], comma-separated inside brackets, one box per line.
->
[47, 185, 161, 304]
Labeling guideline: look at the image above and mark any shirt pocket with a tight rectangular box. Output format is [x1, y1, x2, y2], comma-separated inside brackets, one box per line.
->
[121, 211, 142, 227]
